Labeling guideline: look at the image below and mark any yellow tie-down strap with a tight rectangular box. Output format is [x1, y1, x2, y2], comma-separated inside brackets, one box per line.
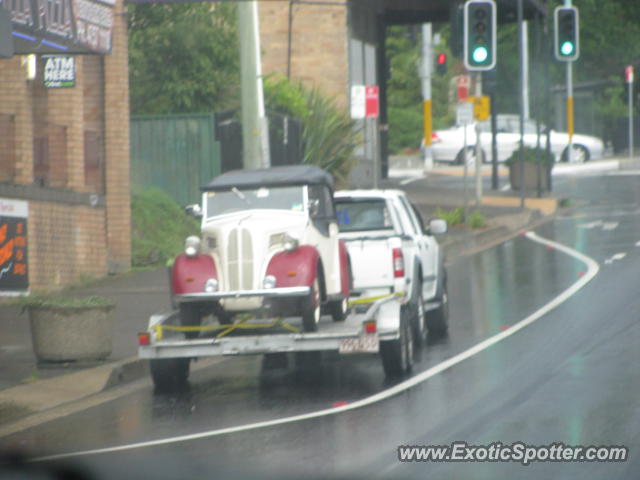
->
[347, 291, 405, 307]
[152, 316, 301, 341]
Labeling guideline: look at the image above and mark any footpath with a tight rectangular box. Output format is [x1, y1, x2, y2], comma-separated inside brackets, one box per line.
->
[3, 157, 625, 431]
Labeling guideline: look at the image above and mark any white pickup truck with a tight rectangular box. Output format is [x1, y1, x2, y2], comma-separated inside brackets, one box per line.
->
[334, 189, 449, 345]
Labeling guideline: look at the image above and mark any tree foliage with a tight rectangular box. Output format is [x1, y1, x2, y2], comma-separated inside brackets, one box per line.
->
[265, 78, 358, 187]
[386, 1, 640, 152]
[385, 26, 454, 153]
[128, 3, 239, 114]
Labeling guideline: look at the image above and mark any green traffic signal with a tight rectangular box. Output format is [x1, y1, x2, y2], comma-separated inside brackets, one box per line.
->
[554, 6, 579, 61]
[463, 0, 496, 71]
[472, 46, 488, 63]
[560, 41, 574, 57]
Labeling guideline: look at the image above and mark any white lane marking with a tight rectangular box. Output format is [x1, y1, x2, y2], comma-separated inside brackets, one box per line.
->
[604, 252, 627, 265]
[34, 232, 599, 463]
[500, 183, 511, 192]
[400, 175, 425, 186]
[578, 220, 618, 231]
[607, 170, 640, 176]
[579, 220, 603, 229]
[635, 241, 640, 247]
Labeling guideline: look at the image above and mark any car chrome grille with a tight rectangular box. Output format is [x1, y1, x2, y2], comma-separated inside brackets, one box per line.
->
[227, 228, 254, 290]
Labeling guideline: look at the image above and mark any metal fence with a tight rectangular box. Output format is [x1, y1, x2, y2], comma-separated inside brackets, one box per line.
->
[131, 111, 303, 206]
[130, 114, 221, 206]
[214, 110, 303, 173]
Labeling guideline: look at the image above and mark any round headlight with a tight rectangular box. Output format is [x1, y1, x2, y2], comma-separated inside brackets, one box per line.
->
[205, 278, 218, 293]
[185, 236, 201, 257]
[283, 232, 299, 252]
[263, 275, 277, 289]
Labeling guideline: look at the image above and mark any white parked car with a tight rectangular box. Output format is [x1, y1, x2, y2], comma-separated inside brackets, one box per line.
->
[431, 114, 605, 164]
[171, 165, 352, 334]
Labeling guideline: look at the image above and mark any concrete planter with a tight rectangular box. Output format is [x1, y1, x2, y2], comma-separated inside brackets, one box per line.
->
[509, 162, 552, 192]
[29, 304, 114, 363]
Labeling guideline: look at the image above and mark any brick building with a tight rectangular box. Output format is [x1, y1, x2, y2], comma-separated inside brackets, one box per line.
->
[0, 0, 130, 293]
[258, 0, 383, 186]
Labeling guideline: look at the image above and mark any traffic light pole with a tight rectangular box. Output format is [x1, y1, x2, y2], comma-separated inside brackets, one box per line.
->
[421, 23, 434, 172]
[475, 73, 483, 206]
[564, 0, 574, 164]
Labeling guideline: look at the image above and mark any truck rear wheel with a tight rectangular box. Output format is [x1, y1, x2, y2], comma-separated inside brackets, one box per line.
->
[411, 280, 427, 347]
[301, 277, 321, 332]
[150, 358, 190, 392]
[380, 305, 414, 377]
[426, 272, 449, 334]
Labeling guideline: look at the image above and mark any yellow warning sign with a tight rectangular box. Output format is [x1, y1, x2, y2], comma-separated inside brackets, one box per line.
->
[467, 96, 490, 121]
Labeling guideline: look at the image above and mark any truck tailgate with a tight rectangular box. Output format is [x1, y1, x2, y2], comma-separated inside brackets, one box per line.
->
[342, 234, 402, 291]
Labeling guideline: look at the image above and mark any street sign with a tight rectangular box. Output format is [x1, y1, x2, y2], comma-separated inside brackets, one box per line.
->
[350, 85, 365, 119]
[456, 75, 471, 102]
[0, 198, 29, 295]
[626, 65, 634, 84]
[456, 102, 474, 125]
[468, 95, 490, 121]
[43, 55, 76, 88]
[350, 85, 379, 119]
[365, 86, 379, 118]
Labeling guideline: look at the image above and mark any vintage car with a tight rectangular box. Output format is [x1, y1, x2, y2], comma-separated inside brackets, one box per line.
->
[170, 165, 351, 333]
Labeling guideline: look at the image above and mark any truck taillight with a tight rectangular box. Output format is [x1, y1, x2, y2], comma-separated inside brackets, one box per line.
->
[138, 332, 151, 346]
[392, 247, 404, 278]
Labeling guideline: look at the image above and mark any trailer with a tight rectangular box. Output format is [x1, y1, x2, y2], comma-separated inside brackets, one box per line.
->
[138, 293, 414, 390]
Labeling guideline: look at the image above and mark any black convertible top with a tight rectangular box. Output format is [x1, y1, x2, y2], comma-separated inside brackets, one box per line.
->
[202, 165, 333, 192]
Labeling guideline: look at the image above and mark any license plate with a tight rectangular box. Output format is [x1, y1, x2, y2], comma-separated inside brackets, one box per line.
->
[339, 334, 379, 354]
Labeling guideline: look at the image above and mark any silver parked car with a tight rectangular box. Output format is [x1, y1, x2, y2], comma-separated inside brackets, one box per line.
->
[430, 114, 605, 164]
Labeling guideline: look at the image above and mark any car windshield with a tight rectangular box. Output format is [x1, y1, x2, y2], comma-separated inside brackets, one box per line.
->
[335, 199, 393, 232]
[205, 186, 305, 218]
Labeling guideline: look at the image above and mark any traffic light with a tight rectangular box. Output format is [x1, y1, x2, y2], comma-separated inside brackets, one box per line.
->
[463, 0, 496, 71]
[436, 53, 447, 75]
[554, 6, 579, 61]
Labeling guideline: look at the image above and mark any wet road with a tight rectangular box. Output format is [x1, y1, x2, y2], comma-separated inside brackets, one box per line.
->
[3, 170, 640, 479]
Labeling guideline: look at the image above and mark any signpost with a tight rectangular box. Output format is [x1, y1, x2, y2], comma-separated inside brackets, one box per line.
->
[456, 102, 474, 225]
[456, 75, 470, 102]
[365, 86, 379, 119]
[351, 85, 380, 187]
[627, 65, 634, 159]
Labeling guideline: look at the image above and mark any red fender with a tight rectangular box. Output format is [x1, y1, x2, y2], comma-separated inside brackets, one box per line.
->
[338, 239, 351, 297]
[266, 245, 319, 288]
[171, 253, 218, 295]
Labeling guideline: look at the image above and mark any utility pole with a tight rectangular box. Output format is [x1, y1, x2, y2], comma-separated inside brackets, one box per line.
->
[627, 66, 634, 159]
[518, 0, 525, 208]
[238, 1, 271, 169]
[523, 21, 530, 119]
[421, 23, 434, 172]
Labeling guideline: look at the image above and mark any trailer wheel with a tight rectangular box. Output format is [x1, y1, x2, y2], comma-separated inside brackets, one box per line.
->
[426, 271, 449, 334]
[380, 305, 414, 377]
[150, 358, 190, 392]
[329, 297, 349, 322]
[301, 276, 321, 332]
